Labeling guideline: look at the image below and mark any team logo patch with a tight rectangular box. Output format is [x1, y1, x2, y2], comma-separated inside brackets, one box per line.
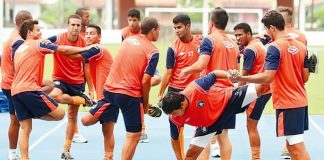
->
[202, 127, 208, 133]
[288, 46, 299, 55]
[197, 100, 205, 108]
[223, 41, 235, 49]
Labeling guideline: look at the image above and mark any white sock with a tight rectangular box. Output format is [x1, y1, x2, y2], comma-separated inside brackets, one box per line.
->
[9, 149, 17, 157]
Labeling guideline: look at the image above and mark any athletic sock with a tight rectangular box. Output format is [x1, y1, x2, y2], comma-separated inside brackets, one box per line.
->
[104, 152, 113, 160]
[8, 149, 17, 158]
[251, 146, 260, 160]
[72, 96, 85, 105]
[63, 139, 72, 152]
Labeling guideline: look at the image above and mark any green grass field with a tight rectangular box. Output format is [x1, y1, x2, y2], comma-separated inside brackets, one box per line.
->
[43, 43, 324, 114]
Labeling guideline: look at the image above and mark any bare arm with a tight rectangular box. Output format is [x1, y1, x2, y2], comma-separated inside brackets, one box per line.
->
[302, 68, 310, 83]
[238, 70, 249, 86]
[84, 63, 95, 99]
[142, 73, 152, 113]
[56, 45, 88, 55]
[158, 69, 173, 100]
[171, 138, 184, 160]
[237, 70, 276, 84]
[180, 55, 210, 78]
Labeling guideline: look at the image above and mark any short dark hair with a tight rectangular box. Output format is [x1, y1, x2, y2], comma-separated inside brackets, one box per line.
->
[141, 17, 159, 35]
[128, 8, 140, 20]
[233, 23, 252, 35]
[15, 10, 32, 28]
[173, 14, 191, 26]
[75, 8, 89, 17]
[67, 14, 81, 24]
[161, 92, 185, 114]
[87, 24, 101, 35]
[277, 6, 293, 24]
[210, 7, 228, 30]
[19, 19, 38, 40]
[261, 10, 285, 31]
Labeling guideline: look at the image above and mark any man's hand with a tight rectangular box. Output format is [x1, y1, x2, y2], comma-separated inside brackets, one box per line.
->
[143, 103, 149, 114]
[227, 69, 241, 82]
[179, 67, 190, 79]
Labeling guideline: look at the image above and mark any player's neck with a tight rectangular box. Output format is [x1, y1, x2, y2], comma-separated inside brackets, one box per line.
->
[67, 34, 78, 42]
[131, 27, 140, 33]
[273, 31, 287, 41]
[179, 33, 193, 43]
[211, 28, 225, 35]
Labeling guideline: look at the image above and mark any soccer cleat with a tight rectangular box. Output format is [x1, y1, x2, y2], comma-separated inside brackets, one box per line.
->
[80, 92, 96, 107]
[139, 133, 149, 143]
[147, 105, 162, 117]
[73, 133, 88, 143]
[211, 142, 221, 158]
[280, 151, 291, 159]
[309, 52, 319, 74]
[61, 150, 74, 160]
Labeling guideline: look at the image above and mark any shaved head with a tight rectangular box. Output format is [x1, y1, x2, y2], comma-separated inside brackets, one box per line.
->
[15, 10, 33, 28]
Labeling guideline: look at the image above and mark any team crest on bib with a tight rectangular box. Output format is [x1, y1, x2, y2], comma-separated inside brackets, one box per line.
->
[288, 46, 299, 55]
[197, 100, 205, 108]
[223, 41, 235, 49]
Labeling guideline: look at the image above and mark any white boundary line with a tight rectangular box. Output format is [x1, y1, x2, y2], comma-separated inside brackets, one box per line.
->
[309, 116, 324, 137]
[29, 118, 67, 151]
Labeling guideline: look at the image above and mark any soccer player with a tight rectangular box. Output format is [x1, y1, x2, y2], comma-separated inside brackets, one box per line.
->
[73, 7, 92, 144]
[233, 10, 311, 160]
[75, 8, 90, 37]
[277, 7, 309, 159]
[161, 70, 270, 160]
[11, 19, 95, 160]
[157, 14, 201, 160]
[121, 8, 141, 41]
[95, 17, 160, 160]
[47, 14, 94, 159]
[180, 7, 240, 160]
[234, 22, 271, 160]
[121, 8, 161, 143]
[1, 10, 32, 160]
[62, 23, 114, 160]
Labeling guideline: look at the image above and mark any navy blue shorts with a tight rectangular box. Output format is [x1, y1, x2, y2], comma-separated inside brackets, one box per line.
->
[13, 91, 58, 121]
[167, 86, 183, 93]
[2, 89, 15, 115]
[103, 90, 142, 133]
[53, 80, 85, 96]
[276, 106, 309, 137]
[89, 99, 119, 124]
[194, 85, 249, 137]
[246, 93, 272, 120]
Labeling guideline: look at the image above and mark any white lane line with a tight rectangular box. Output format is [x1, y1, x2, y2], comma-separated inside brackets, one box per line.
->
[309, 116, 324, 137]
[29, 118, 67, 151]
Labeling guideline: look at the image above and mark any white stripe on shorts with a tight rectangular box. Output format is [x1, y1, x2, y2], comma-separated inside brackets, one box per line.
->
[286, 134, 304, 145]
[241, 83, 258, 108]
[190, 132, 215, 148]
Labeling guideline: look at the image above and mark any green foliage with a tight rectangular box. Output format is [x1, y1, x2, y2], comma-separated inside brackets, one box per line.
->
[313, 6, 324, 28]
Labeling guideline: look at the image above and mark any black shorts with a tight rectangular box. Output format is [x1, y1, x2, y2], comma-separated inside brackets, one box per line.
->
[53, 80, 85, 96]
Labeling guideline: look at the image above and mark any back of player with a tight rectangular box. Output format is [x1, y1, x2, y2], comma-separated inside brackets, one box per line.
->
[204, 32, 239, 87]
[105, 35, 158, 97]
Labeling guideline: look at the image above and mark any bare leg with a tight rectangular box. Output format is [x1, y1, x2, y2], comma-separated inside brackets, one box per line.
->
[185, 144, 205, 160]
[287, 141, 310, 160]
[121, 132, 141, 160]
[103, 122, 115, 160]
[247, 118, 261, 160]
[8, 114, 20, 150]
[19, 119, 32, 160]
[217, 129, 232, 160]
[81, 112, 99, 126]
[39, 107, 65, 121]
[64, 104, 79, 151]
